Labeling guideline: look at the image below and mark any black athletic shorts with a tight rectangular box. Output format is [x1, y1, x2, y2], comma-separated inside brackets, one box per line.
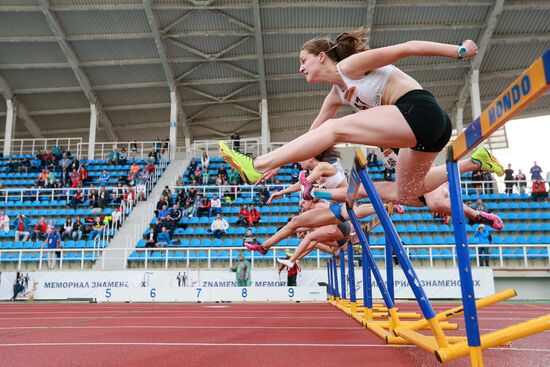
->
[395, 89, 452, 153]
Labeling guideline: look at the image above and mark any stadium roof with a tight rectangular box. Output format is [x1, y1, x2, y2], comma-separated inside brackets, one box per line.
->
[0, 0, 549, 149]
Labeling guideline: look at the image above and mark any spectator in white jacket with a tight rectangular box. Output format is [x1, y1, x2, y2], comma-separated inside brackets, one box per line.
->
[0, 210, 10, 232]
[210, 213, 229, 239]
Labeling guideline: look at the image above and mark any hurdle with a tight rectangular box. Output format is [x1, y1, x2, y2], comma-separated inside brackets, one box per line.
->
[325, 48, 550, 365]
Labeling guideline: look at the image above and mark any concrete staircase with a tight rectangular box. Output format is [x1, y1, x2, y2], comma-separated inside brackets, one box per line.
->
[93, 158, 187, 270]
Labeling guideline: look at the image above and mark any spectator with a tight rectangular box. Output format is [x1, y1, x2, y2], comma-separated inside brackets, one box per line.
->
[37, 169, 48, 187]
[258, 184, 270, 204]
[198, 196, 212, 218]
[161, 186, 172, 204]
[147, 148, 158, 165]
[119, 148, 128, 165]
[215, 173, 223, 186]
[168, 204, 181, 229]
[176, 175, 185, 186]
[107, 149, 119, 165]
[366, 149, 379, 168]
[144, 162, 156, 176]
[279, 251, 301, 286]
[227, 169, 240, 185]
[273, 179, 283, 192]
[242, 228, 256, 246]
[78, 165, 89, 184]
[111, 208, 122, 230]
[249, 204, 260, 226]
[156, 227, 170, 247]
[211, 213, 229, 239]
[187, 187, 198, 202]
[530, 161, 543, 181]
[61, 217, 73, 241]
[157, 204, 170, 219]
[201, 151, 210, 171]
[471, 169, 484, 195]
[382, 163, 395, 181]
[0, 210, 10, 232]
[70, 168, 81, 188]
[211, 194, 222, 215]
[128, 162, 140, 183]
[155, 196, 169, 216]
[59, 153, 71, 172]
[238, 204, 250, 226]
[130, 139, 138, 158]
[30, 156, 42, 172]
[145, 226, 157, 248]
[59, 167, 71, 187]
[96, 186, 110, 209]
[471, 224, 491, 267]
[98, 169, 110, 187]
[136, 179, 147, 201]
[69, 156, 80, 172]
[503, 164, 515, 194]
[515, 169, 527, 194]
[218, 165, 228, 180]
[290, 163, 300, 183]
[70, 188, 84, 209]
[531, 179, 548, 201]
[7, 158, 17, 173]
[30, 217, 48, 242]
[230, 252, 251, 287]
[42, 227, 61, 270]
[183, 198, 195, 218]
[20, 158, 30, 173]
[12, 214, 31, 242]
[72, 216, 84, 241]
[231, 132, 241, 151]
[89, 188, 99, 209]
[88, 217, 104, 240]
[473, 199, 487, 213]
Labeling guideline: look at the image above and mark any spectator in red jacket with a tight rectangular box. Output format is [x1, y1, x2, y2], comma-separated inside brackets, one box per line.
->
[278, 251, 301, 286]
[531, 179, 548, 201]
[249, 204, 261, 226]
[30, 217, 49, 242]
[238, 204, 250, 226]
[198, 196, 212, 218]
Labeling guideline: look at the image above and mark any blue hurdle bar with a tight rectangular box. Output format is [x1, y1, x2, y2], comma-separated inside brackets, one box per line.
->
[361, 233, 373, 315]
[356, 164, 437, 320]
[347, 240, 357, 307]
[332, 256, 340, 299]
[327, 261, 333, 299]
[446, 156, 482, 348]
[339, 249, 347, 301]
[385, 233, 395, 302]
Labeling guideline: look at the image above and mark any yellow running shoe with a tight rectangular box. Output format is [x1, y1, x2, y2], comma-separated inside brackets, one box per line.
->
[218, 141, 262, 184]
[470, 146, 504, 177]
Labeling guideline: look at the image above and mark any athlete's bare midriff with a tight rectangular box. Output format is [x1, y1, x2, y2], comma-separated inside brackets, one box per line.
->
[380, 67, 423, 105]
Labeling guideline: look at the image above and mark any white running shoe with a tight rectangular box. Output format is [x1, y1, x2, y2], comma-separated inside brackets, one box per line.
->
[277, 258, 295, 268]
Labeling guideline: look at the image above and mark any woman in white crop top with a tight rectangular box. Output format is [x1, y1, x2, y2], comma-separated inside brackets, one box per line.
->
[219, 28, 500, 204]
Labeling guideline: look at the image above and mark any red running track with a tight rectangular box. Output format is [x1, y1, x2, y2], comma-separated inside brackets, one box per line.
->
[0, 302, 548, 367]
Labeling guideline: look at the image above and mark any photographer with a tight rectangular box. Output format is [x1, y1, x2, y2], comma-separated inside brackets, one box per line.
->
[471, 224, 492, 267]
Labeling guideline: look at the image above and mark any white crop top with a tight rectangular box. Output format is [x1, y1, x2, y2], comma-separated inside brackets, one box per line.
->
[321, 159, 346, 189]
[335, 63, 395, 111]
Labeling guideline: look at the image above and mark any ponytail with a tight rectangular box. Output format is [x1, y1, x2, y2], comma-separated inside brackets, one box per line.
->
[301, 27, 367, 62]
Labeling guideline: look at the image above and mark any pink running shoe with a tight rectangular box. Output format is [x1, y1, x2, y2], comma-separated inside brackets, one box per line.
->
[394, 205, 405, 215]
[476, 211, 504, 231]
[299, 171, 314, 200]
[244, 242, 268, 255]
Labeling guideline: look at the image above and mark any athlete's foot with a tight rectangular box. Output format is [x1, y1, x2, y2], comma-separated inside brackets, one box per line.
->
[476, 211, 504, 231]
[277, 258, 295, 268]
[299, 171, 314, 200]
[218, 141, 262, 184]
[244, 242, 268, 255]
[470, 146, 504, 177]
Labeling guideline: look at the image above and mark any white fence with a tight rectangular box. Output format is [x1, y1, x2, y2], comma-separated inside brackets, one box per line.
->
[0, 138, 83, 157]
[77, 140, 169, 160]
[0, 244, 548, 271]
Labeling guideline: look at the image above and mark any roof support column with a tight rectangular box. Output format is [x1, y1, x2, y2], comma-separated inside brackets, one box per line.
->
[3, 99, 17, 156]
[470, 69, 482, 119]
[88, 104, 97, 160]
[260, 99, 270, 154]
[169, 91, 178, 160]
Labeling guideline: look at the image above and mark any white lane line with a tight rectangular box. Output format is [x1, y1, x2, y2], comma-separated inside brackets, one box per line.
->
[0, 342, 548, 352]
[0, 325, 359, 330]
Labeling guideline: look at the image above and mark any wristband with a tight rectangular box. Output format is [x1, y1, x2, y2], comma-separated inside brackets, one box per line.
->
[457, 43, 468, 59]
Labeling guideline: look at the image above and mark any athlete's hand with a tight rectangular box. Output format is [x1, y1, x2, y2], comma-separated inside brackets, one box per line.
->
[267, 191, 283, 205]
[461, 40, 478, 59]
[257, 167, 280, 184]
